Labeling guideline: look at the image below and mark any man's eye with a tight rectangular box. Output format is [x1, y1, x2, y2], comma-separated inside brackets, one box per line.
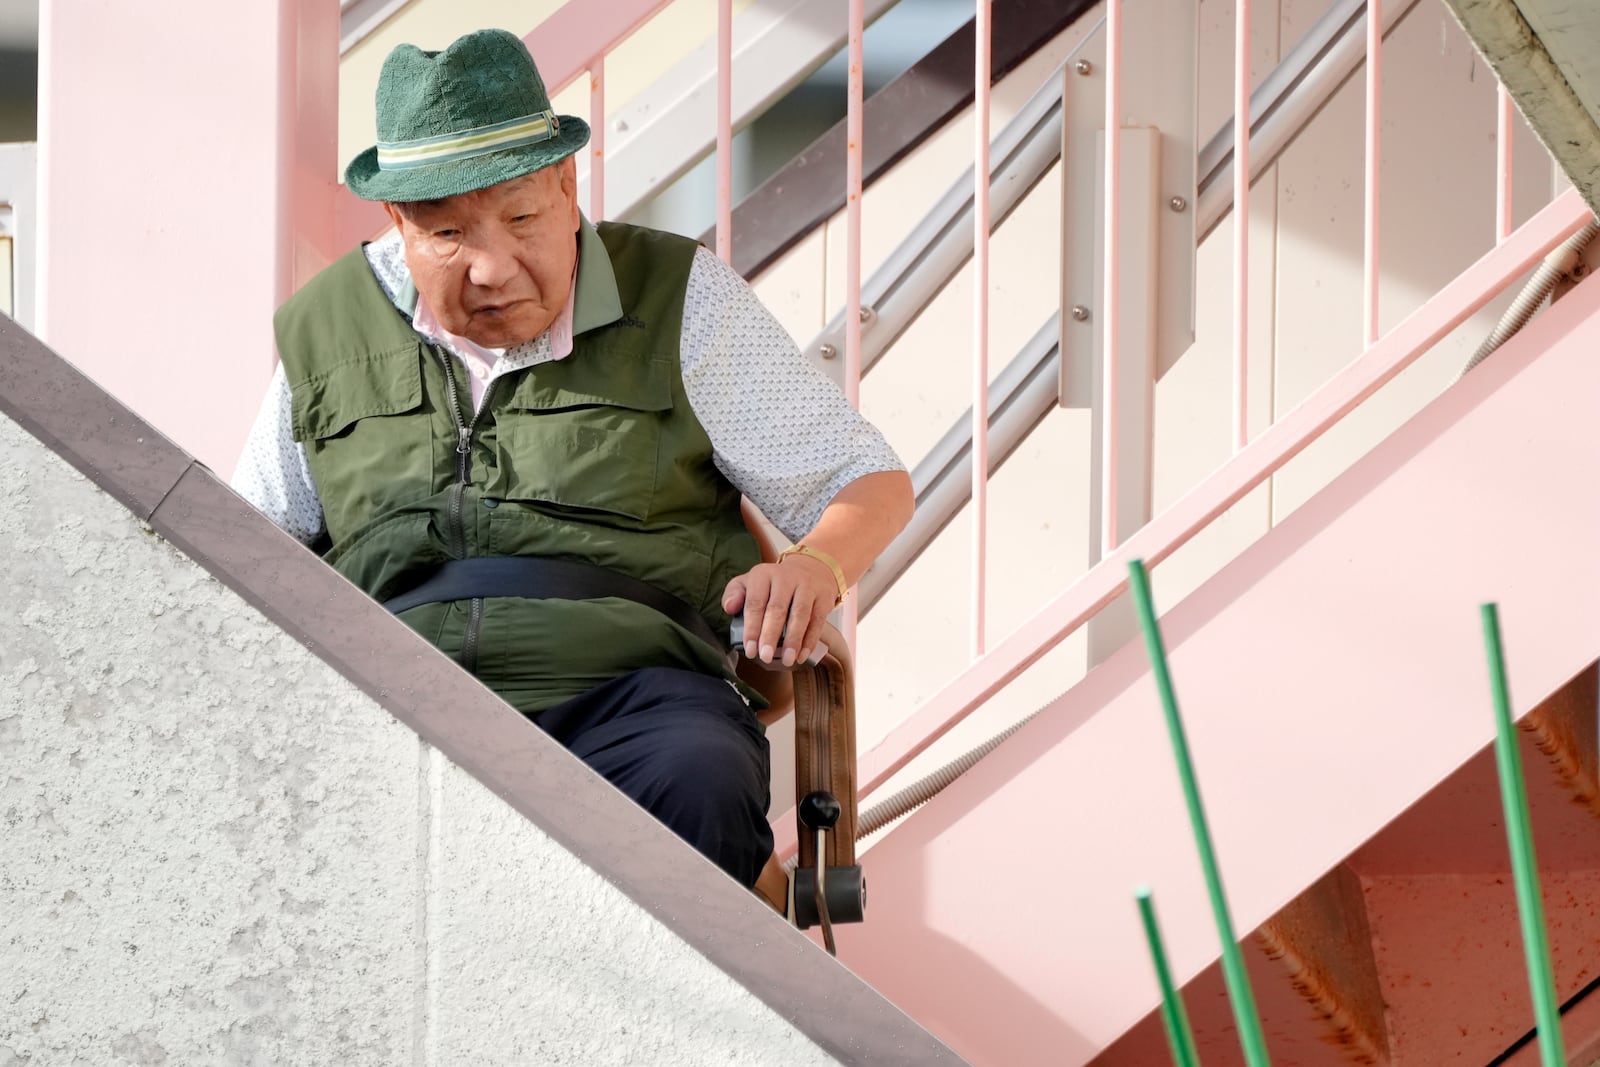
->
[432, 228, 460, 240]
[511, 215, 533, 224]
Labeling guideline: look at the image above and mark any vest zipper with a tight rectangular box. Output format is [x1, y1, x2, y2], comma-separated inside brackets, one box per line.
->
[430, 344, 501, 674]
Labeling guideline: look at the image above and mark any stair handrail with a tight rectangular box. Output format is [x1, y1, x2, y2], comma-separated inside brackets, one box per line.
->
[771, 189, 1597, 860]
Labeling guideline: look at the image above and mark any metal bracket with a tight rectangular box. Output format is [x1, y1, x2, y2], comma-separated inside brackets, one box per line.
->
[1061, 2, 1198, 408]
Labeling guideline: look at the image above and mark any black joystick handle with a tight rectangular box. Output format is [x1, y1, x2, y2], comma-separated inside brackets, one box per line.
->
[799, 791, 841, 831]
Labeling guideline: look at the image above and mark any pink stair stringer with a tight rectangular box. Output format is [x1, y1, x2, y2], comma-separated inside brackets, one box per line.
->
[837, 272, 1600, 1066]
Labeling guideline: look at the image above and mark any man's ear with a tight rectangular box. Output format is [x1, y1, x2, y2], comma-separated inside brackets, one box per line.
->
[559, 157, 580, 230]
[381, 201, 405, 231]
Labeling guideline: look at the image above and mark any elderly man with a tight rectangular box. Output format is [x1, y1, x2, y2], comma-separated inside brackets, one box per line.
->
[234, 29, 912, 900]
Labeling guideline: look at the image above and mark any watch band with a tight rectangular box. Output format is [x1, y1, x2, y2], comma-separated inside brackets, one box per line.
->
[778, 543, 851, 606]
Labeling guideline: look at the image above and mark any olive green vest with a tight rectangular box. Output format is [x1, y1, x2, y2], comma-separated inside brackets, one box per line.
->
[273, 223, 761, 713]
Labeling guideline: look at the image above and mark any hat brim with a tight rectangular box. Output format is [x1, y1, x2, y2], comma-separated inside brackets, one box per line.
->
[345, 115, 591, 203]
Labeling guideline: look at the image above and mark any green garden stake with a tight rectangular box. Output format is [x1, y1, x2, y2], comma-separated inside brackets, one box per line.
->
[1129, 559, 1271, 1067]
[1136, 885, 1203, 1067]
[1481, 604, 1567, 1065]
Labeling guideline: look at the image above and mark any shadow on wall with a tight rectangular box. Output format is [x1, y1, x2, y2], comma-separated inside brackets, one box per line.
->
[0, 48, 37, 143]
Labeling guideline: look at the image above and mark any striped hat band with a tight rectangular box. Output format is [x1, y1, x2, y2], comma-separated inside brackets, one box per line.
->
[376, 110, 562, 172]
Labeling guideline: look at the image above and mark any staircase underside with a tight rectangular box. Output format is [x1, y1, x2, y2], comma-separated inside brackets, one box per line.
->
[836, 266, 1600, 1063]
[1096, 664, 1600, 1065]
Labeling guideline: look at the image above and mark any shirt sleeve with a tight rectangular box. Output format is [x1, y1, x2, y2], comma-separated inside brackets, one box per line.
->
[230, 363, 326, 546]
[678, 246, 907, 543]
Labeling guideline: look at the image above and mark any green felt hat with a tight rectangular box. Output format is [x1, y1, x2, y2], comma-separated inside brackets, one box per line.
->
[346, 28, 590, 203]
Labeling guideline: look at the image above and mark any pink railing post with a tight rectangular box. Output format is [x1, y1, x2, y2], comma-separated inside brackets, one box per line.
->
[1364, 0, 1382, 346]
[1101, 0, 1123, 554]
[590, 58, 605, 221]
[1233, 0, 1251, 451]
[716, 0, 733, 262]
[1497, 86, 1514, 243]
[843, 0, 866, 649]
[972, 0, 992, 657]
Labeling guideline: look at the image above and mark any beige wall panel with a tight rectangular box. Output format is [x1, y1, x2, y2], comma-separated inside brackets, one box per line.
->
[823, 13, 1096, 305]
[752, 225, 829, 345]
[856, 162, 1063, 465]
[857, 406, 1093, 793]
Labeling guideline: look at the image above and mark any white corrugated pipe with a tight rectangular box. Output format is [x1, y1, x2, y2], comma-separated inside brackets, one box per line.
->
[1461, 220, 1600, 377]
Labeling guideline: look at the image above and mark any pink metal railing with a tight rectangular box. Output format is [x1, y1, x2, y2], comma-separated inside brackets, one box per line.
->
[973, 0, 992, 655]
[1101, 0, 1123, 553]
[1364, 0, 1382, 346]
[1499, 86, 1515, 242]
[590, 57, 605, 221]
[1233, 0, 1251, 451]
[771, 0, 1579, 857]
[842, 0, 867, 649]
[716, 0, 734, 262]
[767, 190, 1592, 859]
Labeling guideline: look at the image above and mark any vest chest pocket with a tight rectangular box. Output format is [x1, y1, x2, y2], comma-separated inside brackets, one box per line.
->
[290, 346, 432, 526]
[485, 360, 675, 523]
[291, 345, 426, 441]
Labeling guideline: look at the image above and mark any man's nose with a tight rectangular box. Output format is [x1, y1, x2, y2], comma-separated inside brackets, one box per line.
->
[465, 229, 520, 289]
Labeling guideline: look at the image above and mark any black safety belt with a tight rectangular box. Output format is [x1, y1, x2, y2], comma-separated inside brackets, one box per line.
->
[382, 556, 725, 651]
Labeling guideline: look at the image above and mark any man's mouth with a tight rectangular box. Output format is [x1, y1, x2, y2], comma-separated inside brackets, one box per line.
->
[470, 298, 531, 318]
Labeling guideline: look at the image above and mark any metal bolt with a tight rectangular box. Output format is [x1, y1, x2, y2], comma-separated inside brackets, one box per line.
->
[1168, 195, 1188, 213]
[819, 343, 838, 360]
[1071, 305, 1090, 322]
[858, 306, 874, 324]
[1075, 60, 1093, 76]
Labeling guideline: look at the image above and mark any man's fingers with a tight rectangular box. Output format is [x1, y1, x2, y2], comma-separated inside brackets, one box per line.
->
[740, 570, 773, 658]
[780, 589, 816, 667]
[757, 573, 793, 662]
[733, 559, 839, 664]
[795, 598, 832, 665]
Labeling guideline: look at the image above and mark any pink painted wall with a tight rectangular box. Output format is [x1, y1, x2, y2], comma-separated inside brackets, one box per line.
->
[36, 0, 340, 475]
[836, 273, 1600, 1065]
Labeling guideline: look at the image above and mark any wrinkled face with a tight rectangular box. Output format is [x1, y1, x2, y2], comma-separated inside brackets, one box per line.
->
[384, 160, 581, 348]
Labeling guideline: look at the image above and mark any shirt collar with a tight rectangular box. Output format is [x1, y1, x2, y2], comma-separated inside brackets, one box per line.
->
[571, 214, 623, 335]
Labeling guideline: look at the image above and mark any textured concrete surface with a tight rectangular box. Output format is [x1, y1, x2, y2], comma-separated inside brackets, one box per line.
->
[0, 412, 837, 1066]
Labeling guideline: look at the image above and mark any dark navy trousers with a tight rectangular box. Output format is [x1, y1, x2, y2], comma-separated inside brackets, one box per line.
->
[535, 667, 774, 887]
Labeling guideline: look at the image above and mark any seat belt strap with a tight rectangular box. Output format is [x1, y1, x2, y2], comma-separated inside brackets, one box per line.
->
[383, 555, 726, 651]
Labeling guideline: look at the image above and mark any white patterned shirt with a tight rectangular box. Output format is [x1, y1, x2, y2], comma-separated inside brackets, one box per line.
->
[232, 223, 905, 546]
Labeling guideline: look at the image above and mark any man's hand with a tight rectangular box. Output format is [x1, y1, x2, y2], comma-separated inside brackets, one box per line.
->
[725, 469, 914, 668]
[723, 554, 840, 667]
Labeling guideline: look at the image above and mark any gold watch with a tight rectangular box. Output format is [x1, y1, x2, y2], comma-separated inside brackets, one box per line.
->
[777, 543, 850, 606]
